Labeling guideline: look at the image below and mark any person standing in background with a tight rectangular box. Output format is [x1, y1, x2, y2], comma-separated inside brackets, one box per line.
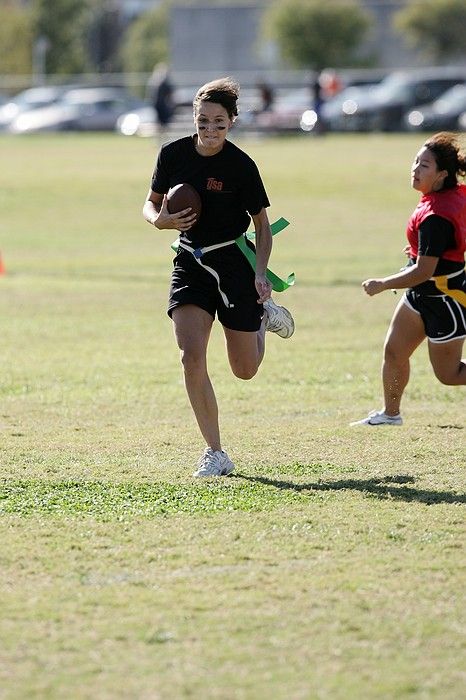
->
[148, 63, 175, 132]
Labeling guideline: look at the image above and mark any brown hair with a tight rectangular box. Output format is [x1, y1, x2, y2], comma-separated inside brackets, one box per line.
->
[424, 132, 466, 189]
[193, 77, 240, 120]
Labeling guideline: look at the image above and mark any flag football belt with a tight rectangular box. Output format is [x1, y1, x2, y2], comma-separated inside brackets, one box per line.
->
[171, 217, 295, 308]
[176, 238, 237, 308]
[431, 267, 466, 307]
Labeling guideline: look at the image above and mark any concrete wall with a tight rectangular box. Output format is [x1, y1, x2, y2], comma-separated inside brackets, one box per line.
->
[169, 1, 430, 80]
[170, 5, 268, 74]
[361, 0, 420, 68]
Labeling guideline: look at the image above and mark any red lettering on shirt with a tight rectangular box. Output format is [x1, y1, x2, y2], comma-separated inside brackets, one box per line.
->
[207, 178, 223, 191]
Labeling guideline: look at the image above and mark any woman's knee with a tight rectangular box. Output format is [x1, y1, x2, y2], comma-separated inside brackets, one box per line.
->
[383, 338, 405, 365]
[230, 359, 259, 380]
[432, 363, 462, 385]
[429, 341, 466, 385]
[179, 347, 206, 375]
[383, 303, 425, 365]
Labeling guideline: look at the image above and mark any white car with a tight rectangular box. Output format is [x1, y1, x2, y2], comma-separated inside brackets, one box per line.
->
[0, 86, 70, 131]
[9, 88, 144, 134]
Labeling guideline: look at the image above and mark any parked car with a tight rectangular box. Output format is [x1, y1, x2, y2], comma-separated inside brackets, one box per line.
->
[0, 85, 71, 131]
[253, 88, 313, 132]
[9, 87, 144, 133]
[459, 111, 466, 131]
[117, 104, 156, 136]
[301, 83, 378, 132]
[335, 68, 466, 132]
[403, 83, 466, 132]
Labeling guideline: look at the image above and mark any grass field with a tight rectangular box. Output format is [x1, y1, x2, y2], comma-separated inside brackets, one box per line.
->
[0, 132, 465, 700]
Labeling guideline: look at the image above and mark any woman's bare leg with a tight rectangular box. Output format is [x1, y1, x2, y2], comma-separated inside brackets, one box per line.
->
[223, 316, 266, 380]
[172, 305, 221, 450]
[382, 299, 426, 415]
[428, 337, 466, 385]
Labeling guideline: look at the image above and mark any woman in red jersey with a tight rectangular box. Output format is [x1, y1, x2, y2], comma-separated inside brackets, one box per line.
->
[353, 132, 466, 425]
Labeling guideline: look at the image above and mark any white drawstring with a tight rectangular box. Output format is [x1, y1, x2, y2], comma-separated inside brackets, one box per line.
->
[177, 239, 237, 308]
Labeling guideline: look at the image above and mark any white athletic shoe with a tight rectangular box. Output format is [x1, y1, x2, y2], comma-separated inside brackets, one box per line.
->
[263, 298, 295, 338]
[350, 410, 403, 426]
[193, 448, 235, 477]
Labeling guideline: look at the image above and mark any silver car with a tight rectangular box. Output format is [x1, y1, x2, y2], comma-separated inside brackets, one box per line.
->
[9, 87, 143, 134]
[0, 86, 70, 131]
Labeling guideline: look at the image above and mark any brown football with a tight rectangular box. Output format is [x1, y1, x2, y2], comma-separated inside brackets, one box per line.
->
[167, 183, 202, 224]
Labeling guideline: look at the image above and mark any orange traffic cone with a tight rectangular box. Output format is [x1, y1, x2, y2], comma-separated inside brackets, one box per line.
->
[0, 253, 5, 275]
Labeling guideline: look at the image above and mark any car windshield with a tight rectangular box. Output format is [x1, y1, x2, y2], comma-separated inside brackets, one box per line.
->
[14, 88, 62, 107]
[326, 85, 373, 106]
[63, 91, 114, 105]
[373, 76, 411, 102]
[433, 84, 466, 110]
[275, 89, 310, 109]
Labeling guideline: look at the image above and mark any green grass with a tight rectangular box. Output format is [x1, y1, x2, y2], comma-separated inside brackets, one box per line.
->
[0, 132, 465, 699]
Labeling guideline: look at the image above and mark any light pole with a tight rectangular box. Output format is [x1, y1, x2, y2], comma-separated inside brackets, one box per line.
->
[32, 35, 50, 86]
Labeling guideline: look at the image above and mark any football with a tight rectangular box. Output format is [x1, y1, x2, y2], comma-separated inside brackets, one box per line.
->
[167, 183, 202, 223]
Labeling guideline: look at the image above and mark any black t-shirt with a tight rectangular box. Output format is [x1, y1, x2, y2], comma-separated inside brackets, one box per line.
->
[411, 214, 465, 294]
[151, 136, 270, 246]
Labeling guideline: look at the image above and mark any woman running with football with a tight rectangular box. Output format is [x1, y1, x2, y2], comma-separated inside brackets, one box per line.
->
[143, 77, 294, 475]
[353, 132, 466, 426]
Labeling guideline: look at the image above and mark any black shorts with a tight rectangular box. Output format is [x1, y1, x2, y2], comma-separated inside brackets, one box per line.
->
[168, 241, 263, 331]
[404, 289, 466, 343]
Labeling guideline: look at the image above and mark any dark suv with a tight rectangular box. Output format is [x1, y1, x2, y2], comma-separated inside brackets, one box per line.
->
[340, 67, 466, 132]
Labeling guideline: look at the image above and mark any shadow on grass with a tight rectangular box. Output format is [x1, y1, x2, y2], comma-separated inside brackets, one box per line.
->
[433, 424, 463, 430]
[234, 473, 466, 505]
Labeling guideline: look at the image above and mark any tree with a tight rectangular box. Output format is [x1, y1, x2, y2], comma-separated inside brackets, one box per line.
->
[119, 4, 170, 75]
[263, 0, 372, 70]
[394, 0, 466, 62]
[0, 4, 34, 74]
[87, 4, 124, 72]
[32, 0, 92, 74]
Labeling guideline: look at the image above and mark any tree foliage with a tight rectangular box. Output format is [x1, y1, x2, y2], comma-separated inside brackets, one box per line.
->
[87, 2, 124, 72]
[32, 0, 92, 74]
[0, 0, 169, 78]
[119, 4, 170, 75]
[394, 0, 466, 61]
[263, 0, 372, 70]
[0, 4, 34, 74]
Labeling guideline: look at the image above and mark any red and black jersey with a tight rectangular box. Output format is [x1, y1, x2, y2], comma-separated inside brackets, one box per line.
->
[406, 184, 466, 262]
[405, 184, 466, 298]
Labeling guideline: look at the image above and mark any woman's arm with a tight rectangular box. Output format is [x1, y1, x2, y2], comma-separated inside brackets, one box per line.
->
[362, 255, 439, 296]
[142, 189, 197, 231]
[251, 208, 273, 303]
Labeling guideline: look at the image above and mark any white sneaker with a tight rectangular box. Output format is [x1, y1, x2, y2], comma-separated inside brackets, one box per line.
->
[192, 448, 235, 477]
[350, 410, 403, 426]
[263, 298, 295, 338]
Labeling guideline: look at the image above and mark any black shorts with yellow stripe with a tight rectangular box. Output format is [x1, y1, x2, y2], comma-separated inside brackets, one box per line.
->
[404, 285, 466, 343]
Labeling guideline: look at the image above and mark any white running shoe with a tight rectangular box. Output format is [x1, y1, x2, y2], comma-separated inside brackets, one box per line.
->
[263, 298, 295, 338]
[350, 410, 403, 426]
[192, 448, 235, 477]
